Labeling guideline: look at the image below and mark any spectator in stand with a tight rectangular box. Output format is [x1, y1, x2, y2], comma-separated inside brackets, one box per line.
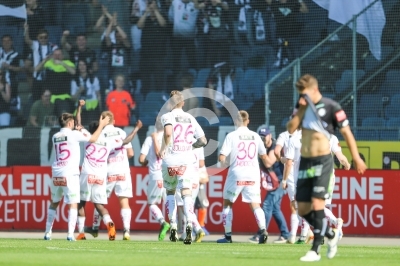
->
[35, 48, 76, 116]
[26, 0, 46, 39]
[61, 32, 99, 74]
[204, 62, 235, 117]
[106, 74, 136, 128]
[137, 0, 167, 96]
[71, 60, 102, 125]
[24, 26, 58, 101]
[180, 72, 199, 117]
[94, 5, 114, 34]
[101, 12, 131, 85]
[130, 0, 147, 73]
[196, 0, 230, 66]
[231, 0, 254, 46]
[169, 0, 199, 73]
[97, 0, 131, 34]
[269, 0, 307, 68]
[26, 88, 55, 128]
[0, 69, 11, 126]
[0, 35, 23, 116]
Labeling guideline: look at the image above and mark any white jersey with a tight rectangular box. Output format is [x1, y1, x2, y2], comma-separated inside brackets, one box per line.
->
[220, 127, 266, 181]
[52, 128, 91, 177]
[81, 135, 124, 178]
[161, 108, 205, 166]
[329, 134, 341, 174]
[276, 130, 299, 156]
[103, 125, 132, 175]
[140, 132, 163, 175]
[192, 147, 205, 173]
[285, 131, 302, 179]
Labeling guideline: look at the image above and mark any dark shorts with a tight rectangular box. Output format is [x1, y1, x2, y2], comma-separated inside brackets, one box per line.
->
[296, 154, 333, 202]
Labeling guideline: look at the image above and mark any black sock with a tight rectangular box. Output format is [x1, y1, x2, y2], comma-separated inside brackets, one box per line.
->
[302, 211, 315, 228]
[311, 210, 326, 254]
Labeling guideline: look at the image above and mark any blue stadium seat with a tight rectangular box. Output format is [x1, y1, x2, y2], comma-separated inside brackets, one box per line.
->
[382, 117, 400, 140]
[386, 117, 400, 127]
[384, 70, 400, 86]
[194, 68, 211, 88]
[384, 104, 400, 119]
[45, 26, 63, 47]
[230, 45, 250, 69]
[145, 92, 168, 105]
[323, 93, 335, 99]
[64, 13, 86, 36]
[334, 69, 365, 94]
[361, 117, 385, 127]
[395, 32, 400, 47]
[389, 94, 400, 106]
[188, 68, 197, 81]
[358, 94, 383, 120]
[355, 129, 379, 140]
[242, 68, 267, 101]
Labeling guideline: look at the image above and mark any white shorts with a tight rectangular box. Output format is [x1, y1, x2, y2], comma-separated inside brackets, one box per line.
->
[80, 174, 108, 204]
[162, 164, 193, 192]
[223, 178, 261, 204]
[287, 176, 296, 202]
[175, 181, 199, 206]
[325, 172, 336, 206]
[106, 172, 133, 198]
[147, 178, 166, 205]
[51, 174, 80, 204]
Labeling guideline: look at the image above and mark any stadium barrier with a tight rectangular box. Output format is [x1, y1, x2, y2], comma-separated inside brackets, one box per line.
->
[0, 166, 399, 236]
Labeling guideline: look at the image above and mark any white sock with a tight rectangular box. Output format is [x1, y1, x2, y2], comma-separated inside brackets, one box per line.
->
[324, 207, 338, 227]
[45, 208, 56, 233]
[166, 195, 177, 227]
[93, 209, 101, 229]
[177, 206, 185, 233]
[300, 218, 310, 237]
[290, 213, 299, 237]
[253, 208, 266, 231]
[222, 207, 232, 235]
[121, 208, 131, 231]
[77, 216, 85, 233]
[68, 208, 78, 235]
[102, 214, 112, 226]
[149, 204, 165, 224]
[182, 195, 193, 225]
[191, 213, 202, 233]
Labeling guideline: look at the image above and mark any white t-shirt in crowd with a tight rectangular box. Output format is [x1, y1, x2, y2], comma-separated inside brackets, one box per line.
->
[169, 0, 199, 38]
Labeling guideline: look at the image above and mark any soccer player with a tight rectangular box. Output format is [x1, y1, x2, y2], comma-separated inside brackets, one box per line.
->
[158, 90, 207, 245]
[44, 110, 110, 241]
[287, 74, 366, 261]
[86, 112, 142, 240]
[139, 117, 170, 241]
[176, 145, 206, 242]
[195, 167, 210, 235]
[77, 120, 140, 241]
[217, 111, 268, 244]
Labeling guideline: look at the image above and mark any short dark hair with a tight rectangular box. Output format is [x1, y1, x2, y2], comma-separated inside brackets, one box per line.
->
[295, 74, 318, 92]
[37, 29, 48, 36]
[2, 34, 12, 41]
[76, 33, 87, 39]
[88, 121, 99, 134]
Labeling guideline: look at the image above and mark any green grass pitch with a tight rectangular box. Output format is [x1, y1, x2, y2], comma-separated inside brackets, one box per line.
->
[0, 239, 399, 266]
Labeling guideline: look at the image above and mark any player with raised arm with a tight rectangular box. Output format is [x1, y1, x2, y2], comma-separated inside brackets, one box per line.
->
[85, 112, 142, 240]
[287, 74, 366, 261]
[158, 90, 207, 245]
[217, 111, 268, 244]
[76, 118, 141, 241]
[139, 117, 170, 241]
[43, 104, 110, 241]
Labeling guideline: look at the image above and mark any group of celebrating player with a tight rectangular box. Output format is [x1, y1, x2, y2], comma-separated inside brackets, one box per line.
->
[43, 73, 366, 261]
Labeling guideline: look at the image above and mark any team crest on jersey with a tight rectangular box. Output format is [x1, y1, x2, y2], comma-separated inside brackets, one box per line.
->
[54, 136, 67, 143]
[175, 116, 191, 123]
[239, 135, 255, 140]
[104, 131, 120, 137]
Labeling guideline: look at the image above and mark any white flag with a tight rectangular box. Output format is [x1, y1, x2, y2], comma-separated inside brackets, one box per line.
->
[0, 2, 26, 20]
[313, 0, 386, 60]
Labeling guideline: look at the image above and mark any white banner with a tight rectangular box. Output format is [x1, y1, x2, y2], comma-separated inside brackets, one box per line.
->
[0, 4, 26, 20]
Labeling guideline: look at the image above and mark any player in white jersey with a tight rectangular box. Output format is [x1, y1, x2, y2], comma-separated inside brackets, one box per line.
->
[158, 90, 207, 245]
[217, 111, 268, 244]
[139, 117, 170, 241]
[76, 120, 139, 241]
[176, 146, 206, 242]
[86, 111, 142, 240]
[44, 109, 110, 241]
[325, 134, 350, 240]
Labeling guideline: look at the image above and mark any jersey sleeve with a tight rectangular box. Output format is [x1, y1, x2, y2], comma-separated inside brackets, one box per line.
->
[219, 134, 231, 156]
[72, 129, 91, 142]
[161, 113, 172, 127]
[285, 137, 296, 160]
[332, 102, 350, 129]
[330, 135, 341, 154]
[276, 132, 286, 147]
[257, 135, 266, 155]
[198, 147, 205, 160]
[140, 136, 152, 156]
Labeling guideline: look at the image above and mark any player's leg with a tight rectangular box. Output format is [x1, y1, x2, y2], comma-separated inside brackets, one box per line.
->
[191, 183, 205, 242]
[196, 184, 210, 235]
[175, 191, 186, 241]
[162, 165, 179, 242]
[77, 201, 87, 240]
[286, 178, 299, 244]
[44, 182, 62, 240]
[148, 179, 170, 241]
[297, 218, 312, 244]
[177, 167, 195, 245]
[64, 175, 80, 241]
[114, 173, 133, 240]
[271, 188, 290, 244]
[249, 191, 272, 244]
[217, 179, 241, 243]
[245, 183, 267, 244]
[94, 203, 116, 240]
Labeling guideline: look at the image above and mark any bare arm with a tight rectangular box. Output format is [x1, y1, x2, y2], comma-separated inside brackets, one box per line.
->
[139, 153, 148, 166]
[334, 150, 351, 170]
[0, 83, 11, 103]
[104, 19, 114, 47]
[219, 154, 228, 167]
[154, 9, 166, 27]
[340, 126, 366, 174]
[137, 11, 149, 29]
[61, 31, 72, 51]
[116, 25, 131, 48]
[274, 144, 283, 162]
[60, 61, 76, 75]
[126, 147, 134, 158]
[34, 56, 51, 72]
[260, 150, 277, 168]
[287, 105, 306, 134]
[193, 136, 207, 148]
[75, 100, 85, 127]
[29, 115, 39, 127]
[122, 120, 143, 145]
[158, 125, 172, 158]
[151, 132, 161, 156]
[24, 24, 33, 47]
